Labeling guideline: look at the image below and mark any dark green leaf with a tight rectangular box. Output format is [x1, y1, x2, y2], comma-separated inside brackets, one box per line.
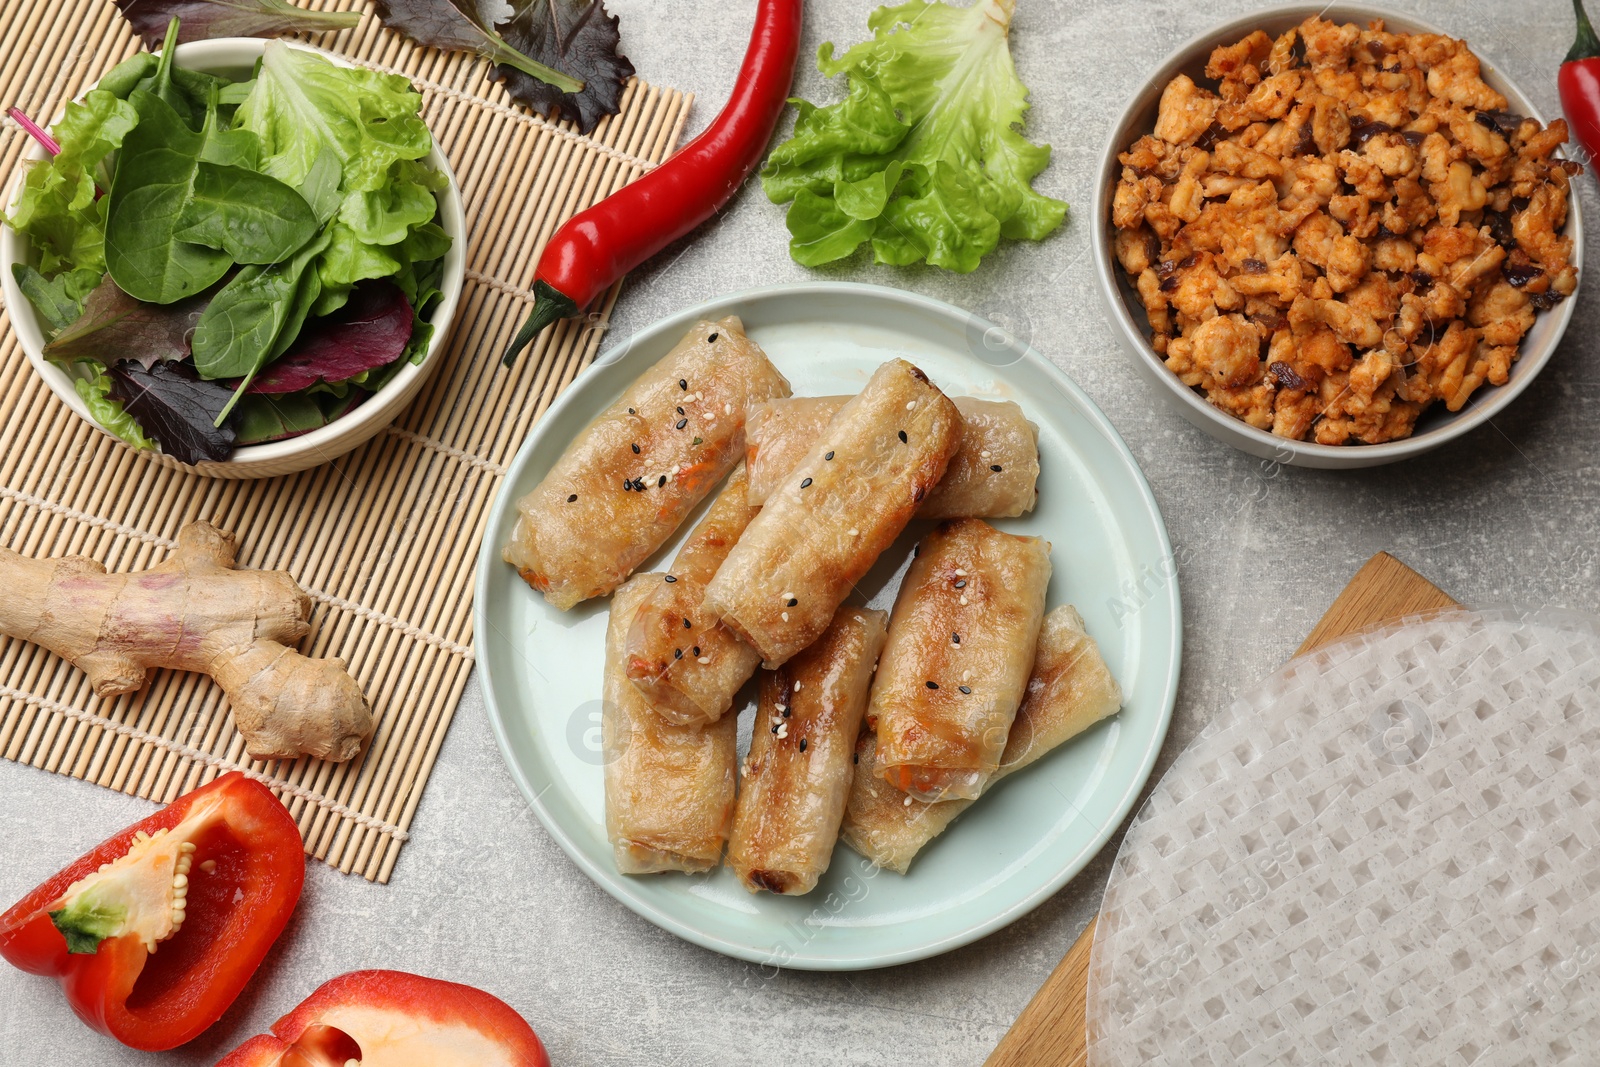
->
[111, 0, 360, 49]
[103, 90, 234, 303]
[173, 162, 318, 263]
[11, 265, 101, 332]
[190, 227, 331, 391]
[493, 0, 634, 133]
[95, 53, 158, 99]
[106, 359, 236, 463]
[233, 389, 359, 444]
[44, 274, 209, 367]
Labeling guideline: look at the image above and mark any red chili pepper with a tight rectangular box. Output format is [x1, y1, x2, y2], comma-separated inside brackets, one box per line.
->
[0, 772, 304, 1051]
[502, 0, 804, 366]
[1563, 0, 1600, 167]
[213, 969, 551, 1066]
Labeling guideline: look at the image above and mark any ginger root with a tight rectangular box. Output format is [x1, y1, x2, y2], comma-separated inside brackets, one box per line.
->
[0, 521, 372, 762]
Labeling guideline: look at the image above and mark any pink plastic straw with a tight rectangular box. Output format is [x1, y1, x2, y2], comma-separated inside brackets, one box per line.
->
[8, 107, 60, 156]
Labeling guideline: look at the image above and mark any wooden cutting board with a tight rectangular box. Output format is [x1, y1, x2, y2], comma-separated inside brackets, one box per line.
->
[984, 552, 1459, 1067]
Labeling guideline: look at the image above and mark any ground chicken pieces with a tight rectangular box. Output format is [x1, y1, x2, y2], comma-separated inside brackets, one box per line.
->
[1112, 15, 1581, 445]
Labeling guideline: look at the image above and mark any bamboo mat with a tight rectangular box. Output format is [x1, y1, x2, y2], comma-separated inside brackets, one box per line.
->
[0, 0, 692, 881]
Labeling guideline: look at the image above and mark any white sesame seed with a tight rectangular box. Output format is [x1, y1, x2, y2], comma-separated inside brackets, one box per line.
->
[980, 450, 991, 458]
[782, 591, 795, 600]
[702, 411, 715, 420]
[904, 796, 914, 806]
[698, 656, 710, 664]
[775, 704, 787, 714]
[954, 568, 966, 576]
[962, 670, 971, 681]
[794, 681, 803, 691]
[959, 595, 969, 605]
[777, 722, 789, 739]
[848, 528, 859, 536]
[906, 400, 916, 410]
[781, 611, 790, 622]
[724, 403, 732, 415]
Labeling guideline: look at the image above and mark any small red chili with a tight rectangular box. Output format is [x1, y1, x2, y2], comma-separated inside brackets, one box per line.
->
[1562, 0, 1600, 169]
[502, 0, 803, 366]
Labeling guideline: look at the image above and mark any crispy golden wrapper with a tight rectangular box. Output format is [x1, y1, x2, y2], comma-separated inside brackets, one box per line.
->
[727, 607, 888, 895]
[747, 396, 1039, 519]
[624, 465, 762, 725]
[702, 359, 962, 668]
[604, 576, 738, 874]
[870, 518, 1051, 801]
[842, 605, 1122, 873]
[503, 317, 790, 610]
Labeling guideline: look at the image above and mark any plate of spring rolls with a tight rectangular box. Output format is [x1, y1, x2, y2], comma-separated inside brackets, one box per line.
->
[475, 282, 1181, 969]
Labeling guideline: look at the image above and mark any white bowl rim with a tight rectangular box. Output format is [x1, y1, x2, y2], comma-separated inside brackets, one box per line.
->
[0, 36, 467, 468]
[1091, 2, 1585, 464]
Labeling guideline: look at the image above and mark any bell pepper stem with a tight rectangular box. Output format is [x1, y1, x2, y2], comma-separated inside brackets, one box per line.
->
[1569, 0, 1600, 62]
[502, 281, 579, 367]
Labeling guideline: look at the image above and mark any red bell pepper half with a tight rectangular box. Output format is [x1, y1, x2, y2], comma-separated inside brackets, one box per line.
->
[215, 970, 551, 1067]
[0, 771, 304, 1051]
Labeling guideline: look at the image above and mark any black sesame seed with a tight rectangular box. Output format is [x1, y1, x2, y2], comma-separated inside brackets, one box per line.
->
[913, 545, 920, 558]
[634, 479, 646, 491]
[693, 646, 701, 656]
[825, 451, 835, 461]
[853, 753, 860, 764]
[898, 430, 908, 443]
[990, 464, 1003, 472]
[676, 418, 688, 430]
[781, 706, 791, 718]
[567, 493, 578, 502]
[664, 575, 678, 583]
[787, 598, 798, 607]
[772, 724, 780, 734]
[952, 633, 961, 644]
[679, 379, 688, 390]
[954, 580, 967, 589]
[708, 332, 719, 342]
[799, 738, 808, 752]
[658, 475, 667, 487]
[631, 443, 640, 454]
[622, 478, 632, 491]
[675, 648, 683, 659]
[627, 407, 636, 414]
[959, 685, 972, 695]
[800, 477, 812, 489]
[684, 618, 692, 628]
[925, 680, 939, 690]
[677, 406, 684, 415]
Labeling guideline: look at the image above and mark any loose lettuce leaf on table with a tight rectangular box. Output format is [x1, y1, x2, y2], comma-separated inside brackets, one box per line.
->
[111, 0, 360, 49]
[6, 90, 138, 276]
[761, 0, 1067, 273]
[106, 360, 236, 463]
[43, 274, 210, 367]
[493, 0, 634, 134]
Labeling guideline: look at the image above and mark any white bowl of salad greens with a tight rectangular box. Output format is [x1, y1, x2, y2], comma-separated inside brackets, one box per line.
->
[0, 29, 465, 479]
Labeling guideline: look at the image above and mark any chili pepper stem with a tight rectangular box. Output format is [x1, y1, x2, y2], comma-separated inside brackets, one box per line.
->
[502, 281, 579, 367]
[1570, 0, 1600, 62]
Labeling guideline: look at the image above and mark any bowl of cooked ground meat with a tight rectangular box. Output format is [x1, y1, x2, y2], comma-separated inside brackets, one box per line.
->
[1094, 4, 1584, 468]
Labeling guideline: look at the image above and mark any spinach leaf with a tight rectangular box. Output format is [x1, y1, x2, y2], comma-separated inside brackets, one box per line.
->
[173, 162, 317, 263]
[106, 359, 236, 463]
[190, 227, 332, 409]
[12, 264, 102, 332]
[96, 53, 158, 99]
[43, 273, 209, 366]
[233, 389, 360, 445]
[103, 89, 234, 303]
[248, 280, 412, 394]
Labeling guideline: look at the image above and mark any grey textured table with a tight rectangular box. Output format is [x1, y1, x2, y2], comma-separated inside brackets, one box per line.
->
[2, 0, 1595, 1063]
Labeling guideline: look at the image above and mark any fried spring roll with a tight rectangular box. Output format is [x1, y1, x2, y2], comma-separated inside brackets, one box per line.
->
[842, 605, 1122, 873]
[727, 607, 888, 895]
[623, 465, 762, 725]
[503, 317, 790, 610]
[603, 575, 738, 874]
[870, 518, 1050, 801]
[702, 359, 962, 668]
[747, 396, 1040, 519]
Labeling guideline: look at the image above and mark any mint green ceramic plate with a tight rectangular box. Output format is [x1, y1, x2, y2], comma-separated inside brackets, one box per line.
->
[475, 282, 1180, 969]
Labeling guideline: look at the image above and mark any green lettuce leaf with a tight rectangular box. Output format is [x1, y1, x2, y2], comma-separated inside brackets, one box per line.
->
[761, 0, 1066, 273]
[69, 363, 157, 450]
[7, 90, 139, 276]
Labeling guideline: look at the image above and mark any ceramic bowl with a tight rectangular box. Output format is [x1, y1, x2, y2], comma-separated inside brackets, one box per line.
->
[1091, 3, 1584, 469]
[0, 37, 466, 479]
